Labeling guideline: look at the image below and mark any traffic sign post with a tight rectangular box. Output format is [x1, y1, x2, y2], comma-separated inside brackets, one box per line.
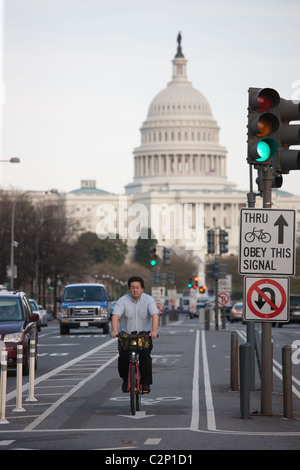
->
[239, 208, 295, 275]
[244, 277, 289, 322]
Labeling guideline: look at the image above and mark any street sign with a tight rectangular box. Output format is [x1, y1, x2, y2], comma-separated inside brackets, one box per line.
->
[218, 275, 232, 293]
[218, 292, 230, 307]
[167, 289, 177, 309]
[244, 277, 289, 322]
[151, 286, 165, 314]
[239, 208, 295, 275]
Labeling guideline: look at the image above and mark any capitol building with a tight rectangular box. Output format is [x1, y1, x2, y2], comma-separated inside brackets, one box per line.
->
[62, 36, 300, 278]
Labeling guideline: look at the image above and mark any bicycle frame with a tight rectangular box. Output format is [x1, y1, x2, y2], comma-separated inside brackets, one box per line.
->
[127, 350, 141, 393]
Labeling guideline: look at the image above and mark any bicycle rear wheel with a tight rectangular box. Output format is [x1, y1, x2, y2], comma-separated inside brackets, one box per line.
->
[136, 386, 140, 411]
[130, 363, 137, 415]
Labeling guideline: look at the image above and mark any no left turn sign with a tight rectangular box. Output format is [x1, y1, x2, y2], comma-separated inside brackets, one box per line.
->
[244, 277, 290, 322]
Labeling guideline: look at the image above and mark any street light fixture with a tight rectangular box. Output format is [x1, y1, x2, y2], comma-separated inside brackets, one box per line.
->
[0, 157, 21, 163]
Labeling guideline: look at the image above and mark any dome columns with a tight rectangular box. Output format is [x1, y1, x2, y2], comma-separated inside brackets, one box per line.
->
[133, 153, 225, 178]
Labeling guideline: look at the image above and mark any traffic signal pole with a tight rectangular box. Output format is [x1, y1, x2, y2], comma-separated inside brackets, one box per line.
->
[246, 87, 300, 415]
[246, 165, 256, 392]
[261, 165, 273, 416]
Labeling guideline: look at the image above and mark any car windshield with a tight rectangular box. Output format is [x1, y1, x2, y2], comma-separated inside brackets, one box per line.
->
[63, 286, 107, 302]
[29, 300, 38, 311]
[0, 299, 22, 321]
[233, 303, 243, 309]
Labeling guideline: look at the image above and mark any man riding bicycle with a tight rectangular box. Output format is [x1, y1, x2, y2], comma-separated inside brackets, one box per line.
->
[111, 276, 159, 393]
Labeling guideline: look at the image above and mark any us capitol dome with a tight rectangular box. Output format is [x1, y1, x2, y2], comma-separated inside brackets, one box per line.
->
[64, 34, 299, 261]
[125, 33, 236, 194]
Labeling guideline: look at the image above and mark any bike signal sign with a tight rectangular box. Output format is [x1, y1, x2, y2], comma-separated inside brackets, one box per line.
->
[244, 277, 289, 322]
[239, 208, 295, 275]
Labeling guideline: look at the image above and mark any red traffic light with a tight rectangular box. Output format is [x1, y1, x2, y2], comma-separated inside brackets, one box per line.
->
[250, 88, 280, 112]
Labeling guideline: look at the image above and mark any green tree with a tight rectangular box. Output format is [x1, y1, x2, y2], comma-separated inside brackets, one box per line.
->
[77, 232, 128, 266]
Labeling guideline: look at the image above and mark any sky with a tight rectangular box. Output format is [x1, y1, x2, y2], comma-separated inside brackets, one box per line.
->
[0, 0, 300, 197]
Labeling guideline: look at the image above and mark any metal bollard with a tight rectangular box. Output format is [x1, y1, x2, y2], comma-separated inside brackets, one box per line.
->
[0, 350, 9, 424]
[26, 340, 37, 402]
[13, 345, 25, 412]
[204, 306, 210, 331]
[230, 331, 239, 391]
[282, 345, 293, 419]
[239, 342, 251, 419]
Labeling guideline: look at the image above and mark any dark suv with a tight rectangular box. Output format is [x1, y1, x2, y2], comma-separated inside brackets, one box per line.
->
[0, 288, 39, 374]
[289, 295, 300, 324]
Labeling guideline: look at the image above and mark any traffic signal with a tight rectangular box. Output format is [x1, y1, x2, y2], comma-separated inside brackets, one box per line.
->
[199, 285, 206, 294]
[150, 246, 157, 267]
[188, 277, 193, 288]
[256, 168, 282, 191]
[219, 229, 228, 254]
[193, 276, 199, 289]
[163, 247, 171, 265]
[207, 229, 215, 254]
[167, 270, 175, 285]
[247, 88, 280, 166]
[273, 98, 300, 174]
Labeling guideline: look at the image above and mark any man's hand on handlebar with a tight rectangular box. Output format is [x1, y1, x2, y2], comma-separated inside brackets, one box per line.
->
[149, 330, 158, 340]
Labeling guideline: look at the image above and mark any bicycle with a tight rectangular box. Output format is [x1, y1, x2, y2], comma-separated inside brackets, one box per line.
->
[245, 227, 271, 243]
[118, 331, 153, 416]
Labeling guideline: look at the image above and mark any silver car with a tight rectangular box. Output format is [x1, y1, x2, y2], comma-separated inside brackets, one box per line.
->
[229, 302, 243, 322]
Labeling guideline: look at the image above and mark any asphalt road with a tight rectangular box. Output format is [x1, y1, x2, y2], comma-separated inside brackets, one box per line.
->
[0, 316, 300, 454]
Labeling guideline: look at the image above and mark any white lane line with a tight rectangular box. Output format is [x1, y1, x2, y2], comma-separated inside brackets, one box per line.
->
[201, 330, 216, 431]
[23, 353, 118, 432]
[190, 330, 200, 431]
[144, 438, 161, 445]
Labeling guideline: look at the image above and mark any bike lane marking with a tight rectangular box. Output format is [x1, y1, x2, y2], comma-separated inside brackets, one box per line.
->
[201, 330, 216, 431]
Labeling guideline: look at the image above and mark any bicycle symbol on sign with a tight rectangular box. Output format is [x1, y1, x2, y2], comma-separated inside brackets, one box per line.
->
[245, 227, 271, 243]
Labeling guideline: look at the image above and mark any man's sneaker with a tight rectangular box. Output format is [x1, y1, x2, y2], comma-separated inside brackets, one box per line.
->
[122, 382, 128, 393]
[142, 384, 151, 394]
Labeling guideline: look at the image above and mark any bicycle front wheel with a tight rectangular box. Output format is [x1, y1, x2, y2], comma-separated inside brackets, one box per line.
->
[130, 363, 137, 416]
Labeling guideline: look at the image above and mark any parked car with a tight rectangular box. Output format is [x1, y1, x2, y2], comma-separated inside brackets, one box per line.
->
[0, 288, 39, 375]
[29, 298, 42, 331]
[229, 302, 243, 322]
[38, 304, 48, 326]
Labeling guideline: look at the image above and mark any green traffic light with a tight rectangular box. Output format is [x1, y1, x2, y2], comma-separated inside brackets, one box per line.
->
[253, 138, 278, 163]
[256, 141, 271, 161]
[150, 259, 157, 266]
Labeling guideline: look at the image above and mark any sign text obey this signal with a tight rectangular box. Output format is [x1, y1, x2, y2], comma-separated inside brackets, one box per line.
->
[239, 208, 295, 275]
[244, 277, 289, 322]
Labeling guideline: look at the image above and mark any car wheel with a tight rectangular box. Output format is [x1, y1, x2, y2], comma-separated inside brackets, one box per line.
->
[60, 324, 70, 335]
